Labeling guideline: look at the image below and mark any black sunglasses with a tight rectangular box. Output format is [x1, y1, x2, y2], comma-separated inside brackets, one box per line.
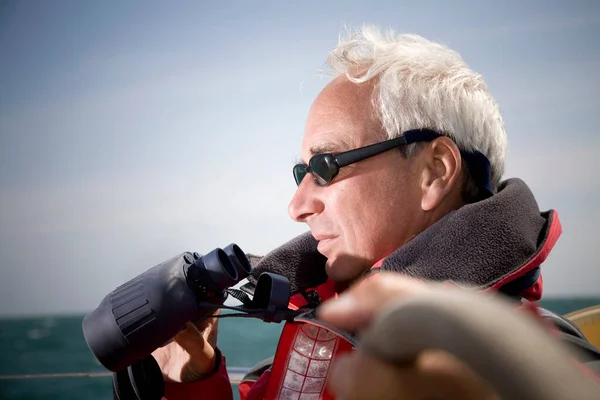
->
[293, 129, 442, 187]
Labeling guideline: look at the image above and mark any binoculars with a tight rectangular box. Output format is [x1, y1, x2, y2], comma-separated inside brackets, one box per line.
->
[82, 244, 253, 372]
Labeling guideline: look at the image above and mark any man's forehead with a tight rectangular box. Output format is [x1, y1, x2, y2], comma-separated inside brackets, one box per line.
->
[300, 76, 377, 159]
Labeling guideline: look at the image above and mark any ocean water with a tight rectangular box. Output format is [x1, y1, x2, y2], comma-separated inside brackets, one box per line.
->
[1, 298, 598, 400]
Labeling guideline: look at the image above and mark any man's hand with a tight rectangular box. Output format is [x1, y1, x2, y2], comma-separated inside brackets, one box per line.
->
[151, 313, 220, 383]
[317, 273, 499, 400]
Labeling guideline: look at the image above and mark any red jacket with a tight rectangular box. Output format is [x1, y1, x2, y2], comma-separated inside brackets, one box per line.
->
[161, 214, 563, 399]
[162, 278, 350, 399]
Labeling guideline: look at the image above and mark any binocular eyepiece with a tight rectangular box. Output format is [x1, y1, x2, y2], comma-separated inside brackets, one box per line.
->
[82, 244, 252, 372]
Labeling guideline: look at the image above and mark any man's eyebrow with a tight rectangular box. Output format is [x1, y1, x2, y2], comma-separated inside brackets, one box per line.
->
[293, 143, 343, 165]
[309, 143, 346, 155]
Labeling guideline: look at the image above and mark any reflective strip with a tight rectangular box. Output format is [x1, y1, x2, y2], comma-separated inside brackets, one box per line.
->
[276, 324, 340, 399]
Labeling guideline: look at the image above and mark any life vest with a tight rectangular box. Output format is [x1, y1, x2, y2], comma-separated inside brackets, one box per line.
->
[263, 279, 353, 400]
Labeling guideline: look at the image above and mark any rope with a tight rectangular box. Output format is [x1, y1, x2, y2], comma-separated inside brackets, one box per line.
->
[0, 368, 248, 384]
[0, 372, 112, 380]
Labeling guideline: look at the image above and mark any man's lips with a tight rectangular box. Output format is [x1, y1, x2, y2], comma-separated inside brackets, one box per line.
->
[312, 233, 338, 242]
[314, 235, 337, 254]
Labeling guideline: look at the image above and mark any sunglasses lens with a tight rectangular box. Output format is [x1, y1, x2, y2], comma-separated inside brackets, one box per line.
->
[310, 156, 335, 186]
[294, 156, 338, 187]
[293, 164, 307, 186]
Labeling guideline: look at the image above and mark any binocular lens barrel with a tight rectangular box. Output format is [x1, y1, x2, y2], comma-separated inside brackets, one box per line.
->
[201, 247, 239, 289]
[224, 243, 252, 280]
[82, 245, 250, 372]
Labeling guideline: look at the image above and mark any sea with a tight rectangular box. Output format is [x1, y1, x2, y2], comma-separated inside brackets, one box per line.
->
[1, 297, 599, 400]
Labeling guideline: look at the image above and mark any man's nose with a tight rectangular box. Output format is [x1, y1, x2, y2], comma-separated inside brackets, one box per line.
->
[288, 176, 324, 223]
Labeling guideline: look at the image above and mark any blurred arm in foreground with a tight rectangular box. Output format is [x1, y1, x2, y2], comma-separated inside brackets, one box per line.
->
[318, 273, 600, 400]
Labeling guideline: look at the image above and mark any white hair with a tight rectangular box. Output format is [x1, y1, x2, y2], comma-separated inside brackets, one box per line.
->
[325, 25, 507, 193]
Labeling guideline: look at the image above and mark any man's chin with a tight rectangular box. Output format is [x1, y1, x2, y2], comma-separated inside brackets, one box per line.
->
[324, 255, 370, 283]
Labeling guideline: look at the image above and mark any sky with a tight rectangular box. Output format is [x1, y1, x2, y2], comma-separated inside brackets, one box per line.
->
[0, 0, 599, 317]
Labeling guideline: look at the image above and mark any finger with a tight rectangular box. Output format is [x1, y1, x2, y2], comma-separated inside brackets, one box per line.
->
[318, 273, 434, 331]
[328, 350, 435, 400]
[191, 315, 220, 347]
[329, 349, 498, 400]
[415, 350, 499, 400]
[173, 322, 208, 355]
[204, 318, 219, 348]
[173, 322, 216, 375]
[192, 308, 221, 331]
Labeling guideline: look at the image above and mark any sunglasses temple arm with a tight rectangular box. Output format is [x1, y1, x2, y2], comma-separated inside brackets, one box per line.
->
[335, 136, 408, 167]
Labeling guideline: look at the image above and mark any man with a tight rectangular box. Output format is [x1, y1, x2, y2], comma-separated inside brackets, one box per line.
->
[150, 25, 598, 399]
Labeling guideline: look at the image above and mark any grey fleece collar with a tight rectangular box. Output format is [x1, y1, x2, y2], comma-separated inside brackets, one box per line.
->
[249, 178, 558, 295]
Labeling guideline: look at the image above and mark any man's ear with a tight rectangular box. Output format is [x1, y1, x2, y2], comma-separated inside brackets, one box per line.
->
[419, 137, 463, 211]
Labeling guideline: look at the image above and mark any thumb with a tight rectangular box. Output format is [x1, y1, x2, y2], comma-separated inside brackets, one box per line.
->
[174, 322, 216, 376]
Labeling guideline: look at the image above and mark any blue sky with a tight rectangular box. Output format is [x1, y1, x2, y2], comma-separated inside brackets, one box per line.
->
[0, 1, 599, 316]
